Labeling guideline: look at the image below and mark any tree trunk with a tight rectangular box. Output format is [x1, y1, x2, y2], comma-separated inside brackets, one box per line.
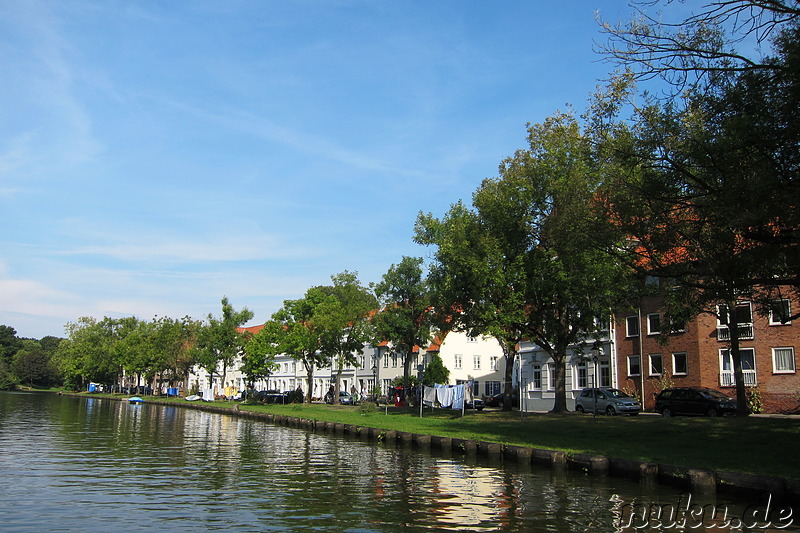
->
[728, 301, 750, 416]
[500, 339, 517, 412]
[550, 353, 568, 413]
[304, 359, 315, 404]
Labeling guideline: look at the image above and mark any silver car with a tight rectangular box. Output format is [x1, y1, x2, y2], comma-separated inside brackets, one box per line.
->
[575, 388, 641, 416]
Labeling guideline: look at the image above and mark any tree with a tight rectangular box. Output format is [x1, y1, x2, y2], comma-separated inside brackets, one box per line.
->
[432, 112, 630, 413]
[372, 257, 434, 392]
[598, 0, 800, 90]
[13, 342, 54, 387]
[416, 200, 528, 412]
[422, 352, 449, 385]
[242, 328, 279, 390]
[194, 297, 254, 394]
[257, 290, 330, 403]
[593, 5, 800, 415]
[314, 271, 377, 404]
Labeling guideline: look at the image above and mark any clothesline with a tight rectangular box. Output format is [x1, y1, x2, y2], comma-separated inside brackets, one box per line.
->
[423, 383, 474, 410]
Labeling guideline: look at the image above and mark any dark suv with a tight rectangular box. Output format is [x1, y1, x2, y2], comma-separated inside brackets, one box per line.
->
[654, 387, 737, 417]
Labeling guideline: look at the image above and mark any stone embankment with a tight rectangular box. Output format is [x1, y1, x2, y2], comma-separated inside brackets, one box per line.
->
[141, 398, 800, 505]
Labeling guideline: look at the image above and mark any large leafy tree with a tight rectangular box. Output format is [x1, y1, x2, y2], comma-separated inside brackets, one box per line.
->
[594, 2, 800, 415]
[257, 289, 330, 403]
[425, 112, 629, 413]
[315, 271, 377, 404]
[372, 257, 434, 392]
[194, 297, 254, 391]
[416, 199, 529, 412]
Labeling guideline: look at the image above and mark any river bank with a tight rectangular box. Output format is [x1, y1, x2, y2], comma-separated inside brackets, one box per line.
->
[80, 392, 800, 504]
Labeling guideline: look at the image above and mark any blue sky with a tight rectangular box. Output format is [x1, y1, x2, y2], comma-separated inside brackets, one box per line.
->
[1, 1, 674, 339]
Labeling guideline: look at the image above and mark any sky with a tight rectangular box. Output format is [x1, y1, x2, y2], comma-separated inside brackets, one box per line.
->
[0, 1, 681, 339]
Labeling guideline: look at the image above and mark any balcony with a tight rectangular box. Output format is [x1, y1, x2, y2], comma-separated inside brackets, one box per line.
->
[720, 370, 757, 387]
[717, 324, 754, 341]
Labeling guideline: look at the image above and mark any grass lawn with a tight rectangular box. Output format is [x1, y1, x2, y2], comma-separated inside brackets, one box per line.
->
[95, 394, 800, 479]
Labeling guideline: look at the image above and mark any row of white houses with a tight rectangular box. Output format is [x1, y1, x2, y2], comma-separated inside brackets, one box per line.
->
[187, 320, 617, 411]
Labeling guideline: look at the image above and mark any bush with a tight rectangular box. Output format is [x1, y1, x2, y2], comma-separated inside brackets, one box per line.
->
[360, 401, 377, 415]
[746, 387, 763, 414]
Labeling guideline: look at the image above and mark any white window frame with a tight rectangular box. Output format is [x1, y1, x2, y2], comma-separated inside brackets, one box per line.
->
[454, 354, 462, 370]
[769, 299, 792, 325]
[490, 356, 498, 371]
[649, 354, 663, 376]
[772, 347, 796, 374]
[628, 355, 641, 377]
[473, 355, 481, 370]
[574, 359, 588, 389]
[672, 352, 688, 376]
[719, 348, 758, 386]
[647, 313, 661, 335]
[531, 364, 542, 390]
[467, 336, 478, 343]
[625, 316, 640, 337]
[547, 362, 556, 390]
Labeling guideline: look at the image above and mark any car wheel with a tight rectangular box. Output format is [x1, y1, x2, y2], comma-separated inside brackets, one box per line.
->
[661, 407, 674, 418]
[575, 404, 585, 413]
[707, 407, 719, 417]
[606, 406, 616, 416]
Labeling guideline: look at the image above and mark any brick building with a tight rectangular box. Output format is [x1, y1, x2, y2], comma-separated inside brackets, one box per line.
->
[615, 294, 800, 413]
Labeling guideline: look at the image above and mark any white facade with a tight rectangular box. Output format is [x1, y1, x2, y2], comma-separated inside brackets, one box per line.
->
[516, 318, 618, 412]
[187, 329, 510, 401]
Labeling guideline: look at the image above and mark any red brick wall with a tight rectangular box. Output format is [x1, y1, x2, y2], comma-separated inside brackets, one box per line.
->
[614, 292, 800, 414]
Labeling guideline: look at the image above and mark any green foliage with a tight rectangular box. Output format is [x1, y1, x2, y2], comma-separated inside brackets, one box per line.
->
[422, 352, 449, 385]
[373, 257, 434, 389]
[359, 401, 377, 414]
[314, 271, 377, 403]
[746, 387, 764, 415]
[194, 297, 254, 385]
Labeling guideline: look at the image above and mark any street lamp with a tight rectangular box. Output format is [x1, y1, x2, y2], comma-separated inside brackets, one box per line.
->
[591, 340, 603, 417]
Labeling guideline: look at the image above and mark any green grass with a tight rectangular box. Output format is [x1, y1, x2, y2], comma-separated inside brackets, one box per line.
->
[89, 393, 800, 479]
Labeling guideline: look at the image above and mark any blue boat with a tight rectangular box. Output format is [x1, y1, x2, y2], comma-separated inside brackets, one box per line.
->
[128, 397, 144, 404]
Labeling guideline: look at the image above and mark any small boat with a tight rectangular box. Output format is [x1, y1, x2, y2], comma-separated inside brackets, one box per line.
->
[128, 396, 144, 404]
[185, 395, 201, 402]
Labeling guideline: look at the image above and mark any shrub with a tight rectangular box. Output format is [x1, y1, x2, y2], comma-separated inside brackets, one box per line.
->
[746, 387, 763, 414]
[360, 401, 377, 415]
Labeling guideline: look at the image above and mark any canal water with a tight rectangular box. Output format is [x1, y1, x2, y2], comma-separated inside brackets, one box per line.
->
[0, 391, 795, 532]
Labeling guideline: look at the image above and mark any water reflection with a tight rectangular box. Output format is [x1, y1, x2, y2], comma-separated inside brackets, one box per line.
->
[0, 392, 795, 532]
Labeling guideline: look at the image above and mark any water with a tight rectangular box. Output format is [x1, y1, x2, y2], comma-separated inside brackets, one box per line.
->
[0, 392, 795, 532]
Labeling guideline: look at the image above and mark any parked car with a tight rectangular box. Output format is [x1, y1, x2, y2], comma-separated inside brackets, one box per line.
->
[324, 391, 354, 405]
[465, 398, 484, 411]
[484, 391, 518, 408]
[654, 387, 737, 417]
[574, 388, 641, 416]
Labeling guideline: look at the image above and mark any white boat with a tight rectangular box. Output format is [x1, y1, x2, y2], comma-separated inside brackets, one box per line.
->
[128, 396, 144, 404]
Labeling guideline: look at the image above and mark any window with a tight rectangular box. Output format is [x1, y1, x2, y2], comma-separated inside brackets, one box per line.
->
[599, 360, 611, 387]
[575, 360, 587, 389]
[773, 347, 796, 374]
[647, 313, 661, 335]
[649, 354, 663, 376]
[392, 353, 398, 368]
[531, 364, 542, 389]
[467, 336, 478, 343]
[626, 316, 639, 337]
[473, 355, 481, 370]
[547, 363, 556, 390]
[485, 381, 501, 395]
[358, 355, 365, 368]
[490, 356, 498, 371]
[717, 302, 754, 340]
[454, 354, 462, 369]
[770, 300, 791, 325]
[628, 355, 641, 376]
[672, 352, 688, 375]
[720, 348, 757, 386]
[384, 354, 389, 368]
